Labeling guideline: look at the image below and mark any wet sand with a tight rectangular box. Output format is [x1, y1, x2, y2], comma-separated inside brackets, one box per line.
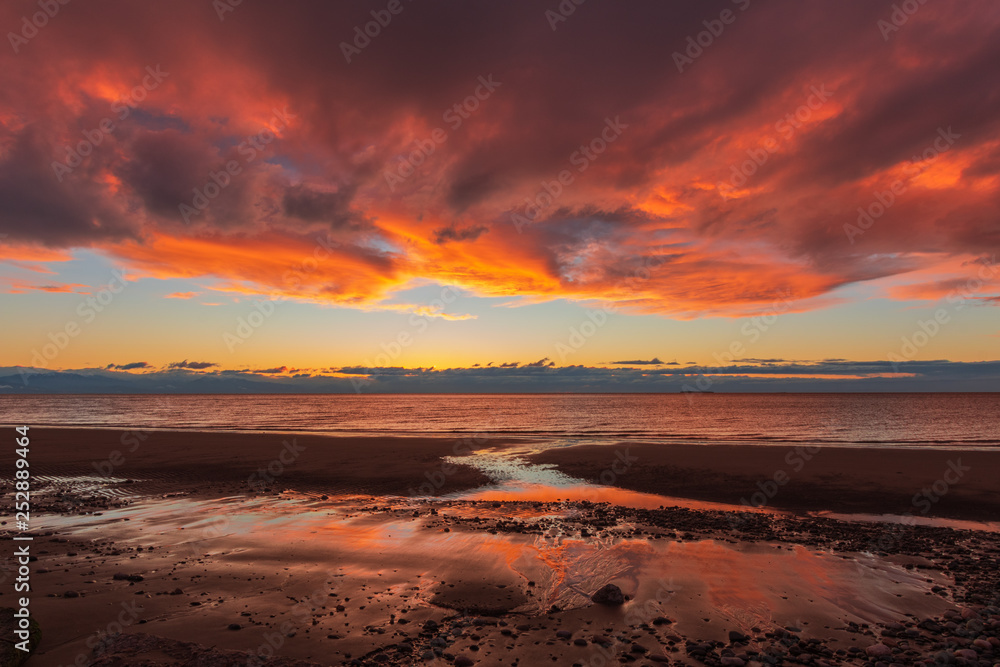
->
[527, 441, 1000, 520]
[3, 428, 999, 666]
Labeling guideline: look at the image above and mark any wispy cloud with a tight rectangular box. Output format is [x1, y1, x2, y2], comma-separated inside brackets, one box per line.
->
[168, 360, 218, 370]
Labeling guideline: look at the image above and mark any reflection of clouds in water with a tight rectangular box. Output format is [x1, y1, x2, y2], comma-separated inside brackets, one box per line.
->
[32, 491, 955, 629]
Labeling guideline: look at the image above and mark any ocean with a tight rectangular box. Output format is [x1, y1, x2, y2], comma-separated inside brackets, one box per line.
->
[1, 393, 997, 449]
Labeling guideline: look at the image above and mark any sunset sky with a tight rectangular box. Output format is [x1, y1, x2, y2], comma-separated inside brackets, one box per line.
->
[1, 0, 998, 392]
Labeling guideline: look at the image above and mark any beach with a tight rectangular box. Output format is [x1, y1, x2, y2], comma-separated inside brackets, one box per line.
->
[4, 427, 999, 666]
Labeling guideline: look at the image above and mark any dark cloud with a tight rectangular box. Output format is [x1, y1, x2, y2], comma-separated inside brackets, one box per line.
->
[432, 224, 488, 245]
[105, 361, 152, 370]
[282, 183, 362, 228]
[4, 360, 1000, 393]
[168, 360, 218, 370]
[0, 127, 135, 246]
[116, 129, 215, 219]
[611, 358, 666, 365]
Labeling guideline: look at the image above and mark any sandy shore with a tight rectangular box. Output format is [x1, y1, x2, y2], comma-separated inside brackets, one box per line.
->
[3, 428, 999, 666]
[17, 428, 510, 498]
[17, 428, 1000, 520]
[527, 442, 1000, 521]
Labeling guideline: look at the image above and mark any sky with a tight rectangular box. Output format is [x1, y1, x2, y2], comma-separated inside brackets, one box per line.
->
[0, 0, 998, 392]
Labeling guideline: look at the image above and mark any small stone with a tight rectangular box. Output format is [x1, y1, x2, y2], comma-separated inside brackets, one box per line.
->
[865, 643, 891, 658]
[228, 623, 242, 631]
[63, 591, 79, 598]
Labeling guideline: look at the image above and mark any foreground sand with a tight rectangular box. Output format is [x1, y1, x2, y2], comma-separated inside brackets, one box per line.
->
[2, 428, 999, 666]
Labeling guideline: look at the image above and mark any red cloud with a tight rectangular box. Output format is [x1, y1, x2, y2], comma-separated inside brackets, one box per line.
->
[1, 1, 998, 318]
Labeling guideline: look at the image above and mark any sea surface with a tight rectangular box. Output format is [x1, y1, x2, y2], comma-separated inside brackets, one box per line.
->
[1, 393, 998, 449]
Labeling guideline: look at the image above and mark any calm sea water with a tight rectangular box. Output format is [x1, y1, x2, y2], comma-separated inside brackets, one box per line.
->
[1, 393, 998, 448]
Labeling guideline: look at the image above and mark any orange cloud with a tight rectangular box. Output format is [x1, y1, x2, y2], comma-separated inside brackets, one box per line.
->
[5, 281, 88, 294]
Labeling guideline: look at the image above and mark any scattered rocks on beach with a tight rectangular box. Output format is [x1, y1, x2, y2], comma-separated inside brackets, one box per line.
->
[13, 489, 1000, 666]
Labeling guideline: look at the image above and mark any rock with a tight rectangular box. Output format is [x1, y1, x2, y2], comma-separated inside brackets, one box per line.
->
[455, 656, 475, 667]
[720, 658, 746, 667]
[590, 583, 625, 606]
[63, 591, 80, 598]
[227, 623, 242, 631]
[865, 643, 892, 657]
[729, 630, 750, 643]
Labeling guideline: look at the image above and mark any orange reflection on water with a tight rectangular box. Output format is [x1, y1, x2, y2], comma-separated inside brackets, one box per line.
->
[453, 482, 756, 513]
